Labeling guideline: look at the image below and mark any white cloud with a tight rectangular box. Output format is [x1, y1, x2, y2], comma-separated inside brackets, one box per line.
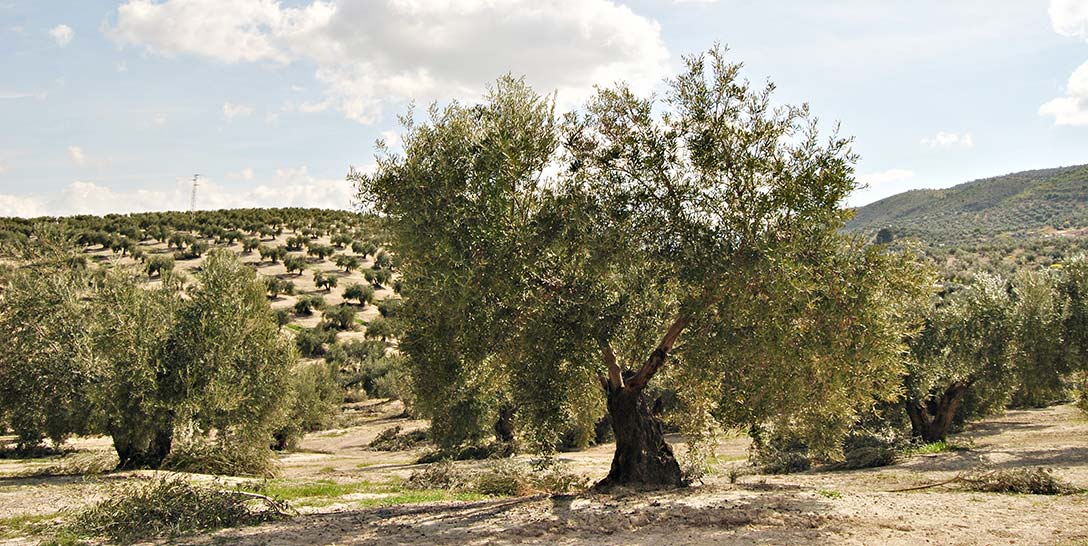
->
[1042, 0, 1088, 126]
[68, 145, 86, 166]
[920, 131, 974, 149]
[264, 112, 280, 125]
[116, 61, 128, 73]
[0, 159, 8, 175]
[222, 101, 254, 120]
[1050, 0, 1088, 39]
[151, 113, 168, 126]
[0, 168, 358, 217]
[110, 0, 669, 124]
[229, 167, 255, 180]
[849, 169, 918, 207]
[0, 90, 48, 100]
[49, 24, 73, 46]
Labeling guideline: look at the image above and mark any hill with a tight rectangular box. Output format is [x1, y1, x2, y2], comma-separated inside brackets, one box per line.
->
[846, 164, 1088, 241]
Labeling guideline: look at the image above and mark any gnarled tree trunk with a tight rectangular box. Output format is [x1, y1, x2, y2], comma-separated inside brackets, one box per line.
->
[597, 381, 685, 489]
[905, 383, 968, 443]
[595, 316, 689, 490]
[112, 426, 173, 470]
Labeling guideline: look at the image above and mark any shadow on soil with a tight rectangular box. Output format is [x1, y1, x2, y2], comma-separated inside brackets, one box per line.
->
[191, 487, 834, 546]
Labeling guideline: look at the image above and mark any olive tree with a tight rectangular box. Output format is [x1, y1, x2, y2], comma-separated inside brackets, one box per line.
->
[90, 272, 182, 468]
[904, 275, 1012, 442]
[354, 49, 922, 487]
[164, 250, 297, 458]
[0, 257, 96, 449]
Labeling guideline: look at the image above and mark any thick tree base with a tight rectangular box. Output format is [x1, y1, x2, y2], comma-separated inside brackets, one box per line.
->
[596, 386, 686, 490]
[112, 429, 172, 470]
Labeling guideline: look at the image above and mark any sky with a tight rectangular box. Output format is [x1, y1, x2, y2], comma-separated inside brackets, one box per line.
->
[0, 0, 1086, 217]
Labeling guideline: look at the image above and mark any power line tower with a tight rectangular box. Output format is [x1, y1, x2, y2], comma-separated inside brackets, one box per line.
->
[190, 174, 200, 213]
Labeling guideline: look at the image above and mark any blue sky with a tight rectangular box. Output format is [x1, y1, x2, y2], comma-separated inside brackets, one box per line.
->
[1, 0, 1086, 217]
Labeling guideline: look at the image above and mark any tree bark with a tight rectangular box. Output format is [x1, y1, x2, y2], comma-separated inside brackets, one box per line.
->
[906, 383, 968, 443]
[112, 426, 173, 470]
[597, 379, 685, 489]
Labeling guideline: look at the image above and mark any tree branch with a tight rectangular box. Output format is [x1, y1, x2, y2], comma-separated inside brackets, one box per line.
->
[627, 314, 689, 392]
[600, 340, 624, 391]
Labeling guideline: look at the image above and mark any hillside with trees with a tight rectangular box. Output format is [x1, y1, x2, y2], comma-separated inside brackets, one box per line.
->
[847, 164, 1088, 242]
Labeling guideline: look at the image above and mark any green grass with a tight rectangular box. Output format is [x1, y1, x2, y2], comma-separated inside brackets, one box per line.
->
[285, 324, 303, 333]
[0, 512, 61, 539]
[905, 440, 970, 456]
[355, 490, 486, 507]
[817, 489, 842, 499]
[244, 478, 492, 509]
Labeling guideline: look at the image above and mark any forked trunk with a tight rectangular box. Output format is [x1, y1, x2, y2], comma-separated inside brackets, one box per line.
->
[906, 383, 968, 443]
[597, 384, 685, 489]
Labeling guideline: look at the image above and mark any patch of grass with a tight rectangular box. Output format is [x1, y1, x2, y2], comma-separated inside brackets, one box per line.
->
[319, 466, 337, 474]
[905, 440, 970, 456]
[355, 490, 487, 507]
[285, 323, 303, 333]
[0, 512, 62, 539]
[818, 489, 842, 499]
[245, 478, 401, 501]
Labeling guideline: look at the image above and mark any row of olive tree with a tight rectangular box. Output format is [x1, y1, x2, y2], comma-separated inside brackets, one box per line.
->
[903, 261, 1088, 442]
[0, 242, 335, 471]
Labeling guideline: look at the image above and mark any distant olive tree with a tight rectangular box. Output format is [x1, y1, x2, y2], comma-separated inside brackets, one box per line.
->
[904, 275, 1013, 442]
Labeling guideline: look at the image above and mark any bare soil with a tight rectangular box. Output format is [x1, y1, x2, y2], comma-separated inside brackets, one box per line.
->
[2, 404, 1086, 545]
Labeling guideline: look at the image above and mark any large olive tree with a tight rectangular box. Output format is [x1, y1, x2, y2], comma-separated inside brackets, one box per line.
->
[354, 48, 923, 487]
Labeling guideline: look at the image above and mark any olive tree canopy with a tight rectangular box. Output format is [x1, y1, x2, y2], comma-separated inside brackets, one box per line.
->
[353, 48, 925, 487]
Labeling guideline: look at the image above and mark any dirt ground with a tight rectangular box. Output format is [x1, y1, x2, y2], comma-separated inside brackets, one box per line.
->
[2, 403, 1087, 546]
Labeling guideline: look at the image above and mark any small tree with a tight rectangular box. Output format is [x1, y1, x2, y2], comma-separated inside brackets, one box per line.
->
[365, 317, 396, 342]
[284, 255, 307, 276]
[146, 255, 175, 279]
[323, 304, 357, 331]
[294, 295, 326, 315]
[343, 283, 375, 306]
[164, 250, 296, 462]
[335, 255, 361, 273]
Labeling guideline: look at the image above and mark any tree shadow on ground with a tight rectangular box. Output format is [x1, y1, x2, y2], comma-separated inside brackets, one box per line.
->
[188, 487, 835, 546]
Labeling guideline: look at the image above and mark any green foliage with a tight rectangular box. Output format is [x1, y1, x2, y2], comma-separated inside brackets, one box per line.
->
[1008, 270, 1071, 407]
[342, 283, 375, 305]
[296, 326, 337, 357]
[904, 274, 1014, 440]
[0, 251, 96, 449]
[377, 297, 403, 318]
[71, 476, 277, 543]
[364, 317, 397, 341]
[264, 277, 295, 299]
[145, 254, 175, 278]
[293, 294, 325, 315]
[164, 250, 297, 462]
[322, 304, 357, 331]
[273, 361, 341, 450]
[353, 49, 925, 464]
[283, 254, 307, 275]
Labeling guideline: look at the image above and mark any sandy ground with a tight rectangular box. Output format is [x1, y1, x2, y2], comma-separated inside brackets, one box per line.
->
[2, 403, 1086, 545]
